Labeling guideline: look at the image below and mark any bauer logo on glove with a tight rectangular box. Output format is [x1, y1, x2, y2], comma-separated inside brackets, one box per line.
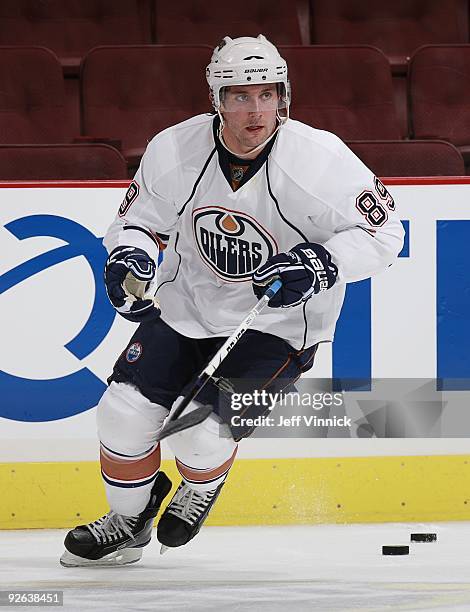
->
[252, 242, 338, 308]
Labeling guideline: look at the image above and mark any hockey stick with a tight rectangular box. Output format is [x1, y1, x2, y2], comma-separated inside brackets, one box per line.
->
[156, 279, 282, 441]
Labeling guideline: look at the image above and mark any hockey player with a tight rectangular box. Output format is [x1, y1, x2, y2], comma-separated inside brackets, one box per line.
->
[60, 35, 404, 567]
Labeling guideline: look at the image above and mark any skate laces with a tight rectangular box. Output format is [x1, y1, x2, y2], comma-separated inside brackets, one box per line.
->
[86, 511, 138, 544]
[167, 483, 217, 526]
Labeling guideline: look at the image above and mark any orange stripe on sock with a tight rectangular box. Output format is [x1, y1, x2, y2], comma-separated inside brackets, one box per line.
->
[100, 444, 161, 482]
[175, 447, 238, 483]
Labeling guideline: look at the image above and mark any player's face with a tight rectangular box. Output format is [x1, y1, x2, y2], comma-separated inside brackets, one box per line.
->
[220, 84, 279, 158]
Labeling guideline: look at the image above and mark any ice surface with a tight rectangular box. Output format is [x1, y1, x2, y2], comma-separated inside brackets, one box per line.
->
[1, 523, 470, 611]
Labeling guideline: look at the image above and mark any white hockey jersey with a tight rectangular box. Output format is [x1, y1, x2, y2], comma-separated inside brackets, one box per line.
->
[104, 114, 404, 350]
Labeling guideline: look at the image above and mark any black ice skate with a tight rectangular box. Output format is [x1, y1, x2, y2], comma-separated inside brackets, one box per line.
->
[157, 479, 225, 553]
[60, 471, 172, 567]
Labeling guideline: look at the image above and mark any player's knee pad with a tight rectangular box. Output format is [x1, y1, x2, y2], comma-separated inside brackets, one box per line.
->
[97, 381, 168, 456]
[97, 382, 168, 512]
[166, 399, 237, 478]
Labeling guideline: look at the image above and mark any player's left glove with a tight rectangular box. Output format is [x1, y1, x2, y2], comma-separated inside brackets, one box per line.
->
[104, 246, 160, 323]
[252, 242, 338, 308]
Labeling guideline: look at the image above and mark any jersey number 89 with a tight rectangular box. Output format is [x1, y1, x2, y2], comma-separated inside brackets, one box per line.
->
[355, 178, 395, 227]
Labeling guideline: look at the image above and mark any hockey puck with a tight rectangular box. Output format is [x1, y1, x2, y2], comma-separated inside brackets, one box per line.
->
[410, 533, 437, 543]
[382, 545, 409, 555]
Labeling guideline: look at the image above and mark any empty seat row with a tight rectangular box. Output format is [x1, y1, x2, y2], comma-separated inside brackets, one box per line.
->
[1, 44, 469, 177]
[0, 0, 308, 75]
[311, 0, 469, 74]
[0, 144, 128, 180]
[0, 140, 464, 181]
[0, 0, 469, 74]
[347, 140, 465, 177]
[2, 45, 470, 154]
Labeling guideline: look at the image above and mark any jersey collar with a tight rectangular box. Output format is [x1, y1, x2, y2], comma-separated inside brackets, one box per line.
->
[212, 115, 278, 192]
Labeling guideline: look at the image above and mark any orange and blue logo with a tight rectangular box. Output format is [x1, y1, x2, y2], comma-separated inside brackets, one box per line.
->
[192, 206, 277, 282]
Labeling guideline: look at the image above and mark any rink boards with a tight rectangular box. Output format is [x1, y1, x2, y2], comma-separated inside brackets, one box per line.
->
[1, 178, 470, 528]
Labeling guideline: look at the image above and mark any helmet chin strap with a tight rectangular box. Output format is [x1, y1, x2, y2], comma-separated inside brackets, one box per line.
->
[217, 108, 288, 159]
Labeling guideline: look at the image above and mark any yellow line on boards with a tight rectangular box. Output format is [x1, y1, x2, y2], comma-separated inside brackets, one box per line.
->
[1, 455, 469, 529]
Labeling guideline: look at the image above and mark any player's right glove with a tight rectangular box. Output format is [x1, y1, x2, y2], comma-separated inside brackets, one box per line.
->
[104, 246, 160, 323]
[252, 242, 338, 308]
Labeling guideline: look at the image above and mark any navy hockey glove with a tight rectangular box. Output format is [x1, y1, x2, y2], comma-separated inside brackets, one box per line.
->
[252, 243, 338, 308]
[104, 246, 160, 323]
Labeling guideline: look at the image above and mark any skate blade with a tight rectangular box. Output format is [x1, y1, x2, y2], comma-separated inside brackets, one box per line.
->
[60, 547, 142, 568]
[160, 545, 169, 555]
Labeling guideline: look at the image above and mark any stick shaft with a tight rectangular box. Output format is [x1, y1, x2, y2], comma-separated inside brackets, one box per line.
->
[169, 280, 281, 422]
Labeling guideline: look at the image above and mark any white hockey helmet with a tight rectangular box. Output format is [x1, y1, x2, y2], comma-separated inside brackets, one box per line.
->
[206, 35, 290, 117]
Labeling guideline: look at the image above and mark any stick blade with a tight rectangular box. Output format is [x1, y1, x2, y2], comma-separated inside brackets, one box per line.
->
[157, 405, 213, 440]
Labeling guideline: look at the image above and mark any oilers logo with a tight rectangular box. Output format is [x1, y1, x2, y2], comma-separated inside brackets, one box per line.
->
[126, 342, 142, 363]
[193, 207, 277, 281]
